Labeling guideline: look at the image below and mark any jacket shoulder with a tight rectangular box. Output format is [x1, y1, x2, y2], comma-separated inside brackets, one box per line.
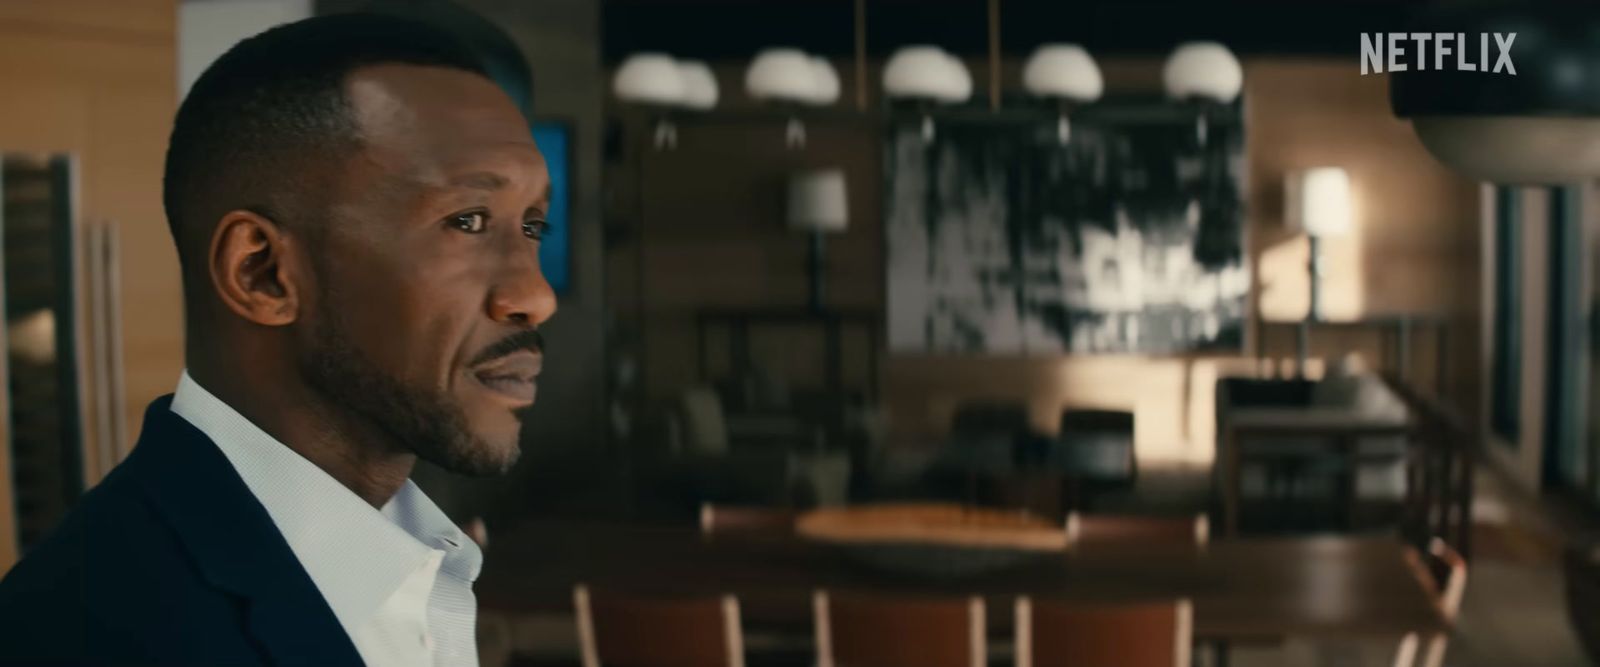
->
[0, 448, 255, 663]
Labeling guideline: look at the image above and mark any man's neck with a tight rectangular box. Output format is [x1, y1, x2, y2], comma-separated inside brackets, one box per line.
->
[187, 363, 415, 508]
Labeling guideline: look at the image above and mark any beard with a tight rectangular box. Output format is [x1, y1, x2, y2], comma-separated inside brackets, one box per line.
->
[297, 297, 522, 477]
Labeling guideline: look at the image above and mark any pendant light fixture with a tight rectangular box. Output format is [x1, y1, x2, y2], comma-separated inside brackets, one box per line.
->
[1162, 41, 1243, 146]
[746, 48, 841, 148]
[883, 45, 972, 141]
[1392, 4, 1600, 184]
[1023, 44, 1103, 145]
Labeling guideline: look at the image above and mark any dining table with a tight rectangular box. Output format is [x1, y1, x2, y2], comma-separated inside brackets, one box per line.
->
[476, 519, 1448, 643]
[1219, 410, 1415, 535]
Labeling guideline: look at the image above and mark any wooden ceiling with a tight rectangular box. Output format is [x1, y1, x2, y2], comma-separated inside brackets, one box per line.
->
[602, 0, 1434, 63]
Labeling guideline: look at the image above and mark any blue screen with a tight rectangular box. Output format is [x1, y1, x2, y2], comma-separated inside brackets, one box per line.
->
[531, 123, 570, 294]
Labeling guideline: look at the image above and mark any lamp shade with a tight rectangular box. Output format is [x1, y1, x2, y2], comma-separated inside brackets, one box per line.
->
[884, 45, 971, 103]
[613, 52, 687, 106]
[787, 169, 849, 232]
[1410, 116, 1600, 185]
[677, 60, 718, 110]
[1286, 167, 1353, 237]
[1162, 41, 1243, 102]
[936, 52, 973, 104]
[747, 48, 818, 103]
[1391, 5, 1600, 183]
[808, 57, 841, 106]
[1023, 44, 1103, 102]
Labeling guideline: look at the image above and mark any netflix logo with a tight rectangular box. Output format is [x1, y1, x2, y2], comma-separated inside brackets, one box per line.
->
[1360, 33, 1517, 75]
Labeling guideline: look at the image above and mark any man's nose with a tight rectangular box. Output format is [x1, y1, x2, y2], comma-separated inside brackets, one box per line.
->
[486, 248, 557, 327]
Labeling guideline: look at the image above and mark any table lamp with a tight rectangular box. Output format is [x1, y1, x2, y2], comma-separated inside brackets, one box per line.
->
[787, 169, 849, 312]
[1287, 167, 1353, 321]
[1286, 166, 1353, 375]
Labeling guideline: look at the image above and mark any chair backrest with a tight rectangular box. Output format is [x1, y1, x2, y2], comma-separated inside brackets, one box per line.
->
[1064, 512, 1209, 548]
[1415, 538, 1469, 667]
[814, 590, 986, 667]
[1422, 538, 1468, 621]
[1058, 409, 1135, 478]
[699, 503, 798, 534]
[1058, 409, 1134, 434]
[1015, 597, 1192, 667]
[574, 585, 744, 667]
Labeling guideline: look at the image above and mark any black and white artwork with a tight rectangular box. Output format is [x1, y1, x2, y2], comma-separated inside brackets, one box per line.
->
[885, 107, 1248, 355]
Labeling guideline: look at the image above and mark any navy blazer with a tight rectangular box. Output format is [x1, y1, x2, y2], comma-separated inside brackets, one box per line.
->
[0, 396, 364, 666]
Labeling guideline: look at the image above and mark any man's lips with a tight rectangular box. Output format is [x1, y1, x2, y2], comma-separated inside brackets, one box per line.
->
[471, 351, 542, 404]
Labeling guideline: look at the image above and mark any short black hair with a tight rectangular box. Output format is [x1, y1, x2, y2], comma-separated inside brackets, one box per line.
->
[162, 13, 490, 275]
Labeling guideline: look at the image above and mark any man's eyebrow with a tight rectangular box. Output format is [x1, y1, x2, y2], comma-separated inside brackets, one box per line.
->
[449, 171, 510, 191]
[531, 182, 552, 212]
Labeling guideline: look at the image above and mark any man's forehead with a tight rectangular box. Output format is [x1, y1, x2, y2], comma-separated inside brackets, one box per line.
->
[343, 63, 546, 187]
[345, 63, 532, 148]
[360, 139, 548, 202]
[435, 146, 549, 192]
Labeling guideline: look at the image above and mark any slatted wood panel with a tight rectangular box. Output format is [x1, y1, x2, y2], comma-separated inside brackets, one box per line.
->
[1, 158, 80, 553]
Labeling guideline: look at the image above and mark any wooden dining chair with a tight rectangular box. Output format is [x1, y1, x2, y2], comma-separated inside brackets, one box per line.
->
[1279, 538, 1464, 667]
[1057, 409, 1137, 483]
[698, 503, 798, 534]
[573, 584, 745, 667]
[1015, 597, 1192, 667]
[1411, 537, 1468, 667]
[813, 589, 986, 667]
[1063, 512, 1209, 547]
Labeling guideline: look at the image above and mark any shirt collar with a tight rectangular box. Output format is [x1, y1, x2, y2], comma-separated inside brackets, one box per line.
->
[169, 370, 483, 631]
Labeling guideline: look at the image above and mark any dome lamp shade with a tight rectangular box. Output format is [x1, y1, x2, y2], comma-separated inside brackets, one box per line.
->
[613, 52, 687, 106]
[677, 60, 719, 111]
[747, 48, 819, 103]
[1390, 4, 1600, 184]
[1024, 44, 1103, 144]
[1162, 41, 1243, 103]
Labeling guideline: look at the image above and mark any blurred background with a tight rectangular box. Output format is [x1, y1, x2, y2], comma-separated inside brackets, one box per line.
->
[3, 0, 1600, 665]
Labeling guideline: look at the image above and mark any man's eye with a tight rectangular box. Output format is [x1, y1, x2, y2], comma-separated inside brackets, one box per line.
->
[450, 212, 488, 233]
[522, 219, 548, 241]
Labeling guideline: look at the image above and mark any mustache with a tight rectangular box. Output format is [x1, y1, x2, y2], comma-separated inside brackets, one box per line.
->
[469, 329, 544, 367]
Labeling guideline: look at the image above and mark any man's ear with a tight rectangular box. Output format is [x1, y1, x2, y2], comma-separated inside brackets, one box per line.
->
[207, 210, 304, 327]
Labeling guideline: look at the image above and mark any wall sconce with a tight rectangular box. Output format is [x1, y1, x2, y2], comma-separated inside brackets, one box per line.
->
[883, 45, 971, 141]
[747, 48, 841, 148]
[788, 168, 849, 312]
[1023, 44, 1103, 145]
[1163, 41, 1243, 146]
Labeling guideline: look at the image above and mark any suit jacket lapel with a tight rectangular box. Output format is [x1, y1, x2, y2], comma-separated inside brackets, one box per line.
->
[123, 396, 364, 666]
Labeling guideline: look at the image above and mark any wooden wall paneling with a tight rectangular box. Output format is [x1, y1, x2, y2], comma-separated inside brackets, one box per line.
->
[0, 0, 178, 571]
[0, 0, 175, 42]
[87, 82, 180, 463]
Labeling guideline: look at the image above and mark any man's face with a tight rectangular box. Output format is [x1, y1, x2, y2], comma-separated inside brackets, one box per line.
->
[297, 63, 556, 476]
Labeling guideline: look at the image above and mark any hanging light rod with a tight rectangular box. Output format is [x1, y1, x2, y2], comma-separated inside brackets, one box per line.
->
[988, 0, 1002, 111]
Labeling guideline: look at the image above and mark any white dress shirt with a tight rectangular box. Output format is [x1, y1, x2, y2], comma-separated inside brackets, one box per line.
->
[171, 371, 483, 667]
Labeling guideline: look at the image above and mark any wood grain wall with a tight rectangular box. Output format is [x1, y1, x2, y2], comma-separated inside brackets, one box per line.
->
[0, 0, 179, 568]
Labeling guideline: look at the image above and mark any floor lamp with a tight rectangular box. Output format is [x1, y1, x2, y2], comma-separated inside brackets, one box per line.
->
[1286, 167, 1353, 376]
[788, 169, 849, 312]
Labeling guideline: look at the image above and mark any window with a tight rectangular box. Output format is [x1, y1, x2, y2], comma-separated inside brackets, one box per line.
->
[1548, 186, 1586, 486]
[1490, 186, 1520, 442]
